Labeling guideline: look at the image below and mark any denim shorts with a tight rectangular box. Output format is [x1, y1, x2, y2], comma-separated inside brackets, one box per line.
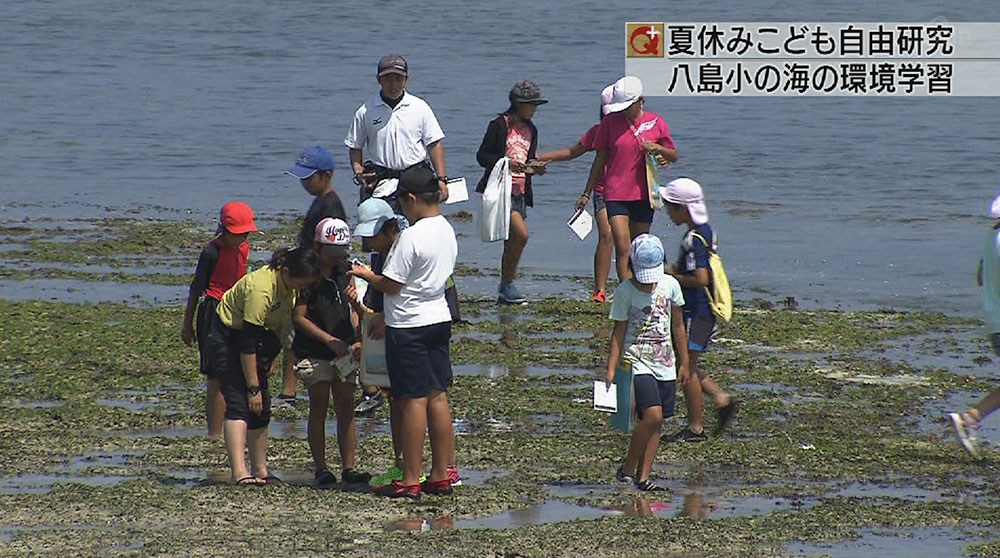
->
[686, 315, 718, 352]
[511, 194, 527, 218]
[605, 199, 654, 224]
[592, 191, 606, 214]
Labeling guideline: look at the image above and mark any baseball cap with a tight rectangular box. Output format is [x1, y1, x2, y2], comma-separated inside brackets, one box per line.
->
[286, 146, 335, 180]
[314, 217, 351, 257]
[220, 201, 258, 234]
[600, 83, 615, 116]
[397, 166, 440, 194]
[377, 55, 408, 77]
[509, 80, 548, 105]
[605, 76, 643, 113]
[354, 198, 396, 238]
[659, 178, 709, 225]
[630, 234, 665, 285]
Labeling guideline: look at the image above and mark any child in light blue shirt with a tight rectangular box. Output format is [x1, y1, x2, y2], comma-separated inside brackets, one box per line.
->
[606, 234, 688, 491]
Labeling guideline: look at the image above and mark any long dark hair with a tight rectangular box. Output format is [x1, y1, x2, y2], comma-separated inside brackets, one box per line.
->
[268, 247, 322, 279]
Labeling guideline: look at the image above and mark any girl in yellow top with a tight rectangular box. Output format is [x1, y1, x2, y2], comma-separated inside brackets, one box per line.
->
[205, 247, 322, 485]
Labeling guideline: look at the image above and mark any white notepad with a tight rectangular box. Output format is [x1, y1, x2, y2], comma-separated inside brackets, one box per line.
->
[568, 208, 593, 240]
[593, 380, 617, 412]
[444, 177, 468, 204]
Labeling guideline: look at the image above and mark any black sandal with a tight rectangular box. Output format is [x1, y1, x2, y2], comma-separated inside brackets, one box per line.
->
[261, 475, 283, 486]
[235, 476, 262, 486]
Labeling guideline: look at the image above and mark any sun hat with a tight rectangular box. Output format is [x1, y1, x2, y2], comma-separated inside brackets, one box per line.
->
[509, 80, 548, 105]
[600, 83, 615, 116]
[285, 146, 335, 179]
[314, 217, 351, 257]
[219, 201, 258, 234]
[354, 198, 397, 238]
[659, 178, 709, 225]
[990, 181, 1000, 218]
[630, 234, 665, 284]
[605, 76, 643, 113]
[377, 55, 408, 77]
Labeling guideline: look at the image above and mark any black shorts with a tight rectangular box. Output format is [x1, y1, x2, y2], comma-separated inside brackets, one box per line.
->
[633, 375, 676, 418]
[605, 199, 654, 224]
[385, 321, 452, 399]
[204, 313, 281, 430]
[196, 297, 221, 377]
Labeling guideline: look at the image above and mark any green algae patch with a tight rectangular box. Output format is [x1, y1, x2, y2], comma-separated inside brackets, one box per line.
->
[1, 298, 998, 556]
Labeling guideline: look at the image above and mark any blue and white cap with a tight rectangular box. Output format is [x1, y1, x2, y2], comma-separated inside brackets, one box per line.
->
[286, 146, 335, 179]
[629, 233, 665, 285]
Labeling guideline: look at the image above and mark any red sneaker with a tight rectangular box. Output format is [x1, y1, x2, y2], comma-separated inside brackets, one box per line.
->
[420, 477, 454, 496]
[447, 465, 462, 487]
[590, 290, 607, 303]
[372, 481, 421, 500]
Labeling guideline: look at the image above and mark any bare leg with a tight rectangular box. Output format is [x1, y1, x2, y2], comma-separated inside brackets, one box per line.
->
[426, 390, 455, 482]
[398, 397, 428, 485]
[500, 211, 529, 284]
[970, 389, 1000, 422]
[247, 426, 269, 479]
[279, 347, 298, 398]
[224, 419, 252, 481]
[307, 381, 331, 472]
[629, 219, 651, 239]
[332, 377, 358, 471]
[623, 405, 664, 481]
[594, 208, 613, 294]
[685, 350, 705, 434]
[389, 397, 403, 468]
[698, 374, 732, 409]
[206, 378, 226, 439]
[609, 215, 633, 282]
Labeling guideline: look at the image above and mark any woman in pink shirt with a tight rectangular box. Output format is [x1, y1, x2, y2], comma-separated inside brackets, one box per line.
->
[584, 76, 677, 283]
[538, 84, 615, 303]
[475, 80, 549, 305]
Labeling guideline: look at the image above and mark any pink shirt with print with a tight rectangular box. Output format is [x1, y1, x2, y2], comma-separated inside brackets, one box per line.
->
[579, 124, 605, 197]
[504, 116, 532, 196]
[592, 111, 675, 202]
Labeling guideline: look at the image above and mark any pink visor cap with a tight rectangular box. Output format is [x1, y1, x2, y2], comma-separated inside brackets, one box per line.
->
[659, 178, 709, 225]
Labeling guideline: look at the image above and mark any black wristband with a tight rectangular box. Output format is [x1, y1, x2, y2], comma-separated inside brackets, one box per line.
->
[438, 176, 449, 182]
[353, 174, 363, 185]
[247, 386, 261, 396]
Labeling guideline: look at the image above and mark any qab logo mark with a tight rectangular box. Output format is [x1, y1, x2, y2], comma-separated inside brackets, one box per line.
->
[626, 22, 665, 57]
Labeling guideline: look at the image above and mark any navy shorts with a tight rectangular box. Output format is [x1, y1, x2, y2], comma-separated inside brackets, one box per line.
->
[633, 374, 676, 418]
[605, 199, 654, 224]
[511, 194, 527, 218]
[686, 315, 718, 353]
[385, 321, 453, 399]
[592, 191, 606, 214]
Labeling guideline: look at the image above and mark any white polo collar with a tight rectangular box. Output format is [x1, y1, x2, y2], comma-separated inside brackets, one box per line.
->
[375, 91, 412, 110]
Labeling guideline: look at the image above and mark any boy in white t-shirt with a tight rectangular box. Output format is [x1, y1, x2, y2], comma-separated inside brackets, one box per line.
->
[350, 166, 458, 500]
[605, 234, 688, 491]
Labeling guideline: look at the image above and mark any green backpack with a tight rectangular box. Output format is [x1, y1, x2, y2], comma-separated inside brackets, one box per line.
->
[690, 231, 732, 323]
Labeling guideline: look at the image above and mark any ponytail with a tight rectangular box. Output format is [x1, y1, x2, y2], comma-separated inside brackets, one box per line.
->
[268, 247, 322, 279]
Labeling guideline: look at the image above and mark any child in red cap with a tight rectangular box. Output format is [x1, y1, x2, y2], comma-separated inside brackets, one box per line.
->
[181, 201, 257, 438]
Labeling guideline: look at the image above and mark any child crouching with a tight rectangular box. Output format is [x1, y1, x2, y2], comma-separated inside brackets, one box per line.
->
[605, 234, 688, 491]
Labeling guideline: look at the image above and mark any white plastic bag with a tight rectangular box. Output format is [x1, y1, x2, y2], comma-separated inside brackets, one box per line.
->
[479, 157, 511, 242]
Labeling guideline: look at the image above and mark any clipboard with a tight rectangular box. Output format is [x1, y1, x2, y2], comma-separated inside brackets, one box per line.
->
[567, 207, 593, 240]
[359, 312, 391, 388]
[609, 365, 635, 433]
[443, 177, 469, 204]
[593, 381, 617, 412]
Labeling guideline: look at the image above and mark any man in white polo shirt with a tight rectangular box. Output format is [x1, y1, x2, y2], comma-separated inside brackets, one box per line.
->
[346, 54, 449, 206]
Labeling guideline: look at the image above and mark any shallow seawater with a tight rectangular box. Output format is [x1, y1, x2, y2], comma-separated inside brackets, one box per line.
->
[784, 527, 991, 558]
